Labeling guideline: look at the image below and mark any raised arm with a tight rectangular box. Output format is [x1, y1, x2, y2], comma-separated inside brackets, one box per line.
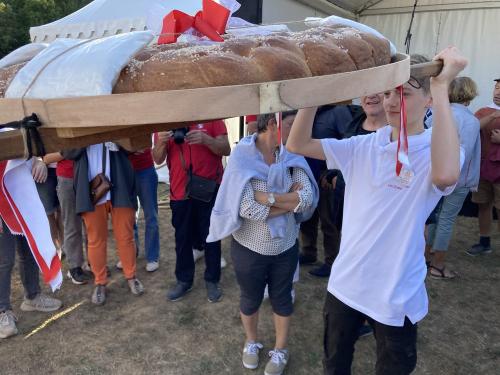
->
[430, 47, 468, 190]
[152, 131, 172, 164]
[286, 107, 326, 160]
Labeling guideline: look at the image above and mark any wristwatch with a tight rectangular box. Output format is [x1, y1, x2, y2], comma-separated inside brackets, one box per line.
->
[267, 192, 276, 206]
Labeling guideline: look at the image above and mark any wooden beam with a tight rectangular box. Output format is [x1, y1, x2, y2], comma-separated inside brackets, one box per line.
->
[0, 122, 191, 160]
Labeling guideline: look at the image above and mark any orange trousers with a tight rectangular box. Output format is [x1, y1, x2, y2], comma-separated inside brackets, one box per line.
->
[82, 201, 136, 285]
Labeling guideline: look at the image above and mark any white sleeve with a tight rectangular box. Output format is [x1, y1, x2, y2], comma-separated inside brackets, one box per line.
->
[320, 137, 358, 173]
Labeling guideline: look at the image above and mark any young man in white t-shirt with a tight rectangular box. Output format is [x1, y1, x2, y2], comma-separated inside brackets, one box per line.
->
[287, 47, 467, 374]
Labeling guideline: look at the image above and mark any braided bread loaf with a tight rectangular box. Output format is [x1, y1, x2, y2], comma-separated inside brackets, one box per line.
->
[0, 26, 390, 98]
[113, 26, 390, 94]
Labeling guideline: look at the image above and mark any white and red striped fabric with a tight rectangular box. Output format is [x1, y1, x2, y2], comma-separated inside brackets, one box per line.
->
[0, 159, 62, 291]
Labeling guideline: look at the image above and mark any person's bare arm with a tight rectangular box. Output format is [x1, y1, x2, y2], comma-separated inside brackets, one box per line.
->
[42, 152, 63, 164]
[286, 107, 325, 160]
[185, 131, 231, 156]
[31, 158, 48, 183]
[254, 191, 300, 211]
[479, 111, 500, 129]
[430, 47, 468, 190]
[254, 182, 303, 211]
[152, 131, 172, 164]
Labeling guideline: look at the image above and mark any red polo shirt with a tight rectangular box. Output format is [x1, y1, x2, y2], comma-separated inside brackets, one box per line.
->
[56, 159, 74, 179]
[128, 148, 154, 171]
[155, 121, 227, 201]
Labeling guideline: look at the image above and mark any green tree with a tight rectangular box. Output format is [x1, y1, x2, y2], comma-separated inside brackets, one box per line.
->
[0, 0, 92, 57]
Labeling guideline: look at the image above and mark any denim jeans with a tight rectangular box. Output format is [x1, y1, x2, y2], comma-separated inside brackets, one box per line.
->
[323, 293, 417, 375]
[170, 195, 221, 284]
[0, 220, 40, 311]
[134, 166, 160, 262]
[427, 186, 470, 251]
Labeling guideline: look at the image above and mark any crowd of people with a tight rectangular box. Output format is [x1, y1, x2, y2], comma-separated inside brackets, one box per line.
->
[0, 46, 498, 375]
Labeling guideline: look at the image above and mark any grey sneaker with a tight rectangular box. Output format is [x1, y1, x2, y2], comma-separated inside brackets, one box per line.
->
[167, 281, 192, 301]
[20, 294, 62, 312]
[242, 341, 263, 369]
[0, 310, 18, 339]
[128, 278, 144, 296]
[264, 349, 289, 375]
[466, 243, 492, 256]
[91, 285, 106, 306]
[206, 281, 223, 303]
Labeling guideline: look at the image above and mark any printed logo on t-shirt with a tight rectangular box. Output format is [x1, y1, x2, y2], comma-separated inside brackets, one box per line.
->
[388, 168, 414, 190]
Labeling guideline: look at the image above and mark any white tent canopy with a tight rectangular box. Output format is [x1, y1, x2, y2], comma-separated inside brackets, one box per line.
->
[29, 0, 202, 43]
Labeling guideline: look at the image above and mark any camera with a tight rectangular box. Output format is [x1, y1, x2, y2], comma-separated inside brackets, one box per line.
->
[173, 127, 189, 144]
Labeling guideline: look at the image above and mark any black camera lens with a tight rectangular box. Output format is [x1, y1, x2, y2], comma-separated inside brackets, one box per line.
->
[173, 128, 188, 144]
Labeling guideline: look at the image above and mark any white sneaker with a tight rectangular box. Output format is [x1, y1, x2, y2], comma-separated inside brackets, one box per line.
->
[242, 341, 263, 369]
[20, 294, 62, 312]
[146, 261, 159, 272]
[116, 260, 123, 270]
[193, 249, 204, 262]
[0, 310, 18, 339]
[220, 256, 227, 269]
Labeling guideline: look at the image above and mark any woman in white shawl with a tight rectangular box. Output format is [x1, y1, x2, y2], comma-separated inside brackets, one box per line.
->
[208, 111, 318, 375]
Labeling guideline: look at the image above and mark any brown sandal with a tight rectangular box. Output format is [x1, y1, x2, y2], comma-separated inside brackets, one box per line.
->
[429, 265, 457, 280]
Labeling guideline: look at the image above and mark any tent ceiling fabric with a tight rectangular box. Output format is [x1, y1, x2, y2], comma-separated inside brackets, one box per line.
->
[326, 0, 380, 14]
[29, 0, 202, 42]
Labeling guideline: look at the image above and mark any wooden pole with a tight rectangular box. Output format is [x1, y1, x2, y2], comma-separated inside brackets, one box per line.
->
[410, 60, 443, 79]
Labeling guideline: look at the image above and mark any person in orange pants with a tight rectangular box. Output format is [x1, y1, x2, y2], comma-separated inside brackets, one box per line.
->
[63, 143, 144, 305]
[82, 202, 137, 286]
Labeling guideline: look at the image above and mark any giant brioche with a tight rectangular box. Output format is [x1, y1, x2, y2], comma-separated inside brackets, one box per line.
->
[114, 26, 390, 94]
[0, 26, 391, 98]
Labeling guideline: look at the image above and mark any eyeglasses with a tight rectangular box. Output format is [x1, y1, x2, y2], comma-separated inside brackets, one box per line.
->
[407, 76, 422, 90]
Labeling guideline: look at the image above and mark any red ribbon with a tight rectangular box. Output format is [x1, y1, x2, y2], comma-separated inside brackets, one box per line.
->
[158, 0, 231, 44]
[396, 85, 408, 176]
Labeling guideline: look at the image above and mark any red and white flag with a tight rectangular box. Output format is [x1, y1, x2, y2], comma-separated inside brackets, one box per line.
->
[0, 159, 62, 291]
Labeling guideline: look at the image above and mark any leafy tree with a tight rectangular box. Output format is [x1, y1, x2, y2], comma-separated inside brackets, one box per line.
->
[0, 0, 92, 57]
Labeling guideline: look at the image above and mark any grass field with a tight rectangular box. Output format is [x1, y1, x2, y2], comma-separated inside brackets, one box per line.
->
[0, 190, 499, 374]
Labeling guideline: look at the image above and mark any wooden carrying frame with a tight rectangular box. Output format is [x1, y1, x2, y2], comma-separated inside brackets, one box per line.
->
[0, 54, 442, 160]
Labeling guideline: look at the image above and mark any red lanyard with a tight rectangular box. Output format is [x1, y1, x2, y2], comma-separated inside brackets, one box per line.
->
[396, 85, 409, 176]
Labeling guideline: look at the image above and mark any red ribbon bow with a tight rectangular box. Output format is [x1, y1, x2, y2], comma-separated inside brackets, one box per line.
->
[158, 0, 231, 45]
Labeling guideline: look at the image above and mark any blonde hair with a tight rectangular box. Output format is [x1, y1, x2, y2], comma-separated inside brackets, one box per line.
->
[448, 76, 478, 104]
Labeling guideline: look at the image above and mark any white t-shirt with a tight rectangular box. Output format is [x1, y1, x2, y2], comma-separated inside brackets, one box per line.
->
[321, 126, 463, 326]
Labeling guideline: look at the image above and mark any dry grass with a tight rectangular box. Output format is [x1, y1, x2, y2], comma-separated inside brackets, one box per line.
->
[0, 189, 499, 374]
